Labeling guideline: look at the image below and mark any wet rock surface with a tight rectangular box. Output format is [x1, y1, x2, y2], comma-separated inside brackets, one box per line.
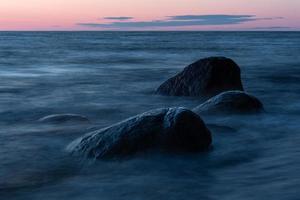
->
[193, 91, 264, 115]
[156, 57, 244, 97]
[67, 107, 212, 159]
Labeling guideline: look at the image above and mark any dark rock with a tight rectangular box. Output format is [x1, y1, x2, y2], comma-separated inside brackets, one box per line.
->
[156, 57, 244, 97]
[38, 114, 90, 124]
[193, 91, 264, 115]
[67, 107, 212, 159]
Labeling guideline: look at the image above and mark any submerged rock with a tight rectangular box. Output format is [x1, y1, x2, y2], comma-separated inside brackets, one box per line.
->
[67, 107, 212, 159]
[156, 57, 244, 97]
[193, 91, 264, 115]
[38, 114, 90, 124]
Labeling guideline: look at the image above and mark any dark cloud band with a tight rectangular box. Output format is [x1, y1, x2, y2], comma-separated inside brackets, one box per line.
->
[249, 26, 291, 30]
[78, 14, 283, 29]
[103, 17, 133, 20]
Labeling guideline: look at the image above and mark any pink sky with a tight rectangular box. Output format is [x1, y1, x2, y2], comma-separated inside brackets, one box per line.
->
[0, 0, 299, 30]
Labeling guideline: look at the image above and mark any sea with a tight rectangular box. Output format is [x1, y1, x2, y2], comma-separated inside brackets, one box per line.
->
[0, 31, 300, 200]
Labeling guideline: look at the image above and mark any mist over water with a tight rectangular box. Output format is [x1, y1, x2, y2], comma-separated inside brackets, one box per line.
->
[0, 31, 300, 200]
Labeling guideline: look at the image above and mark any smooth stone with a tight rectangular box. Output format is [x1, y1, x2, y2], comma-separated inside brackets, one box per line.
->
[38, 114, 90, 124]
[193, 91, 264, 115]
[67, 107, 212, 159]
[156, 57, 244, 97]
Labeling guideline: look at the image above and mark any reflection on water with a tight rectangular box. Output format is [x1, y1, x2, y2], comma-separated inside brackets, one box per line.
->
[0, 32, 300, 200]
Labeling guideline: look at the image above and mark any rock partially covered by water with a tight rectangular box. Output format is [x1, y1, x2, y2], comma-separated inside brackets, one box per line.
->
[156, 57, 244, 97]
[193, 91, 264, 115]
[38, 114, 90, 124]
[67, 107, 212, 159]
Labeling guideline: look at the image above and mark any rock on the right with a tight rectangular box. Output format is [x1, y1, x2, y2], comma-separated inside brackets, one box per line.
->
[193, 91, 264, 115]
[156, 57, 244, 97]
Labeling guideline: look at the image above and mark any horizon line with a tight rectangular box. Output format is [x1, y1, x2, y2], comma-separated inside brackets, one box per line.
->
[0, 30, 299, 32]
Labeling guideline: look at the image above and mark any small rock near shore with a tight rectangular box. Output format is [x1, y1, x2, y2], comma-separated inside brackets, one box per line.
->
[38, 114, 90, 124]
[193, 91, 264, 115]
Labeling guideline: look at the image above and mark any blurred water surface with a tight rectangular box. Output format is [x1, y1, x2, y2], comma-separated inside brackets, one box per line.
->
[0, 31, 300, 200]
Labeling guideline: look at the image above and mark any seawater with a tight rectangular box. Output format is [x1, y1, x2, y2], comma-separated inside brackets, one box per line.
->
[0, 31, 300, 200]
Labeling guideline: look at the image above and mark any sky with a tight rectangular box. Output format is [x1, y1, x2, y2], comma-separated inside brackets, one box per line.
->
[0, 0, 299, 31]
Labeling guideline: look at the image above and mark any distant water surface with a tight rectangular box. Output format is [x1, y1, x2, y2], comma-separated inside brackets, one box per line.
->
[0, 31, 300, 200]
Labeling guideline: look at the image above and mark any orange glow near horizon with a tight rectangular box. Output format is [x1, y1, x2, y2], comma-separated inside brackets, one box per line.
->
[0, 0, 299, 30]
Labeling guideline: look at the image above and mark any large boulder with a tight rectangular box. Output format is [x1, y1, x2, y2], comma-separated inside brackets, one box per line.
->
[38, 114, 90, 124]
[193, 91, 264, 115]
[156, 57, 244, 97]
[67, 107, 212, 159]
